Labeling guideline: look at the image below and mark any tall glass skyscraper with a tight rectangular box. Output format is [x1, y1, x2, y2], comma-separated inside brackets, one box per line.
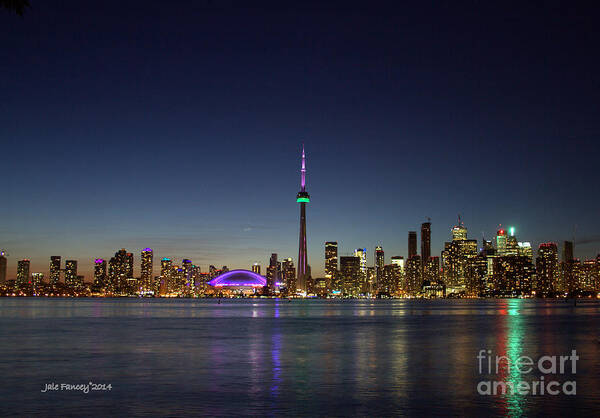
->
[49, 256, 61, 285]
[0, 251, 7, 284]
[16, 259, 30, 288]
[421, 222, 431, 264]
[65, 260, 78, 288]
[354, 248, 367, 277]
[94, 258, 107, 289]
[375, 246, 384, 287]
[495, 227, 507, 255]
[325, 242, 338, 279]
[140, 248, 153, 292]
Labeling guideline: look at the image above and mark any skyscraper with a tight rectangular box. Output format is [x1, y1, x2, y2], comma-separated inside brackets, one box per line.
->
[282, 257, 296, 295]
[496, 227, 507, 256]
[94, 259, 107, 290]
[442, 223, 478, 289]
[379, 264, 399, 295]
[536, 243, 559, 296]
[506, 228, 519, 256]
[160, 258, 173, 295]
[375, 246, 384, 288]
[492, 256, 534, 296]
[561, 241, 576, 295]
[354, 248, 367, 277]
[49, 256, 61, 285]
[266, 253, 279, 293]
[141, 248, 153, 292]
[325, 242, 338, 279]
[296, 145, 310, 292]
[31, 272, 44, 290]
[17, 259, 30, 288]
[65, 260, 78, 288]
[408, 231, 417, 259]
[421, 221, 431, 265]
[0, 251, 6, 284]
[126, 252, 134, 281]
[423, 256, 440, 283]
[109, 249, 129, 293]
[340, 256, 361, 296]
[405, 255, 422, 295]
[182, 258, 193, 291]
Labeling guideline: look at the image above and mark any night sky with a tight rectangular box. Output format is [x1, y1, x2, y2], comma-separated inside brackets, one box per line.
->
[2, 1, 600, 279]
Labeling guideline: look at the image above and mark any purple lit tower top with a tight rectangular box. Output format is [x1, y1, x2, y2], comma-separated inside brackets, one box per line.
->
[296, 145, 310, 293]
[301, 145, 306, 191]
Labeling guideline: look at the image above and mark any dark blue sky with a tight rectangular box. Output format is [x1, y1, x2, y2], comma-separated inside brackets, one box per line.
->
[2, 1, 599, 278]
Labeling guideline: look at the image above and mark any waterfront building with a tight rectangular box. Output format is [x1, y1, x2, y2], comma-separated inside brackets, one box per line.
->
[324, 242, 338, 292]
[0, 251, 6, 284]
[282, 257, 296, 295]
[340, 256, 361, 297]
[405, 255, 422, 295]
[140, 248, 153, 293]
[17, 259, 31, 288]
[465, 255, 487, 296]
[266, 253, 279, 294]
[421, 221, 431, 265]
[375, 246, 384, 289]
[491, 256, 535, 296]
[108, 249, 129, 293]
[31, 272, 44, 291]
[325, 242, 338, 277]
[535, 243, 559, 296]
[159, 258, 172, 295]
[64, 260, 78, 288]
[93, 259, 107, 290]
[49, 256, 61, 286]
[182, 259, 193, 292]
[580, 259, 598, 293]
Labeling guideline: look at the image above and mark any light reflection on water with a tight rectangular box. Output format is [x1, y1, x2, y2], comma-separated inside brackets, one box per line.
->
[0, 298, 598, 416]
[495, 299, 526, 417]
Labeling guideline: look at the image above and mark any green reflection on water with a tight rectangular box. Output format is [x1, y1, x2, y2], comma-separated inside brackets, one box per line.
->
[505, 299, 525, 417]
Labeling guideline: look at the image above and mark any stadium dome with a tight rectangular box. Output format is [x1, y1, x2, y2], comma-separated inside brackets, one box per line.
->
[208, 270, 266, 287]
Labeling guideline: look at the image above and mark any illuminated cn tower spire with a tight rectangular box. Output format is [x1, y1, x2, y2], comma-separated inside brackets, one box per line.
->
[296, 144, 310, 293]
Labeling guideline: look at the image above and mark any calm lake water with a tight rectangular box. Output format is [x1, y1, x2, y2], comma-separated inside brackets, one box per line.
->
[1, 298, 599, 417]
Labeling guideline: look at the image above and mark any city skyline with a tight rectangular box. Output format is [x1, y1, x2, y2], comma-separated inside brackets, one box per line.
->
[3, 3, 600, 417]
[3, 2, 600, 280]
[1, 216, 595, 283]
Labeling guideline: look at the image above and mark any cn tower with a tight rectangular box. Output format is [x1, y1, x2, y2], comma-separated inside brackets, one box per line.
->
[296, 145, 310, 293]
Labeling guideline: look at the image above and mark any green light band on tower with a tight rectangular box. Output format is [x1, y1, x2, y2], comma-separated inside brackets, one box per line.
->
[296, 197, 310, 203]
